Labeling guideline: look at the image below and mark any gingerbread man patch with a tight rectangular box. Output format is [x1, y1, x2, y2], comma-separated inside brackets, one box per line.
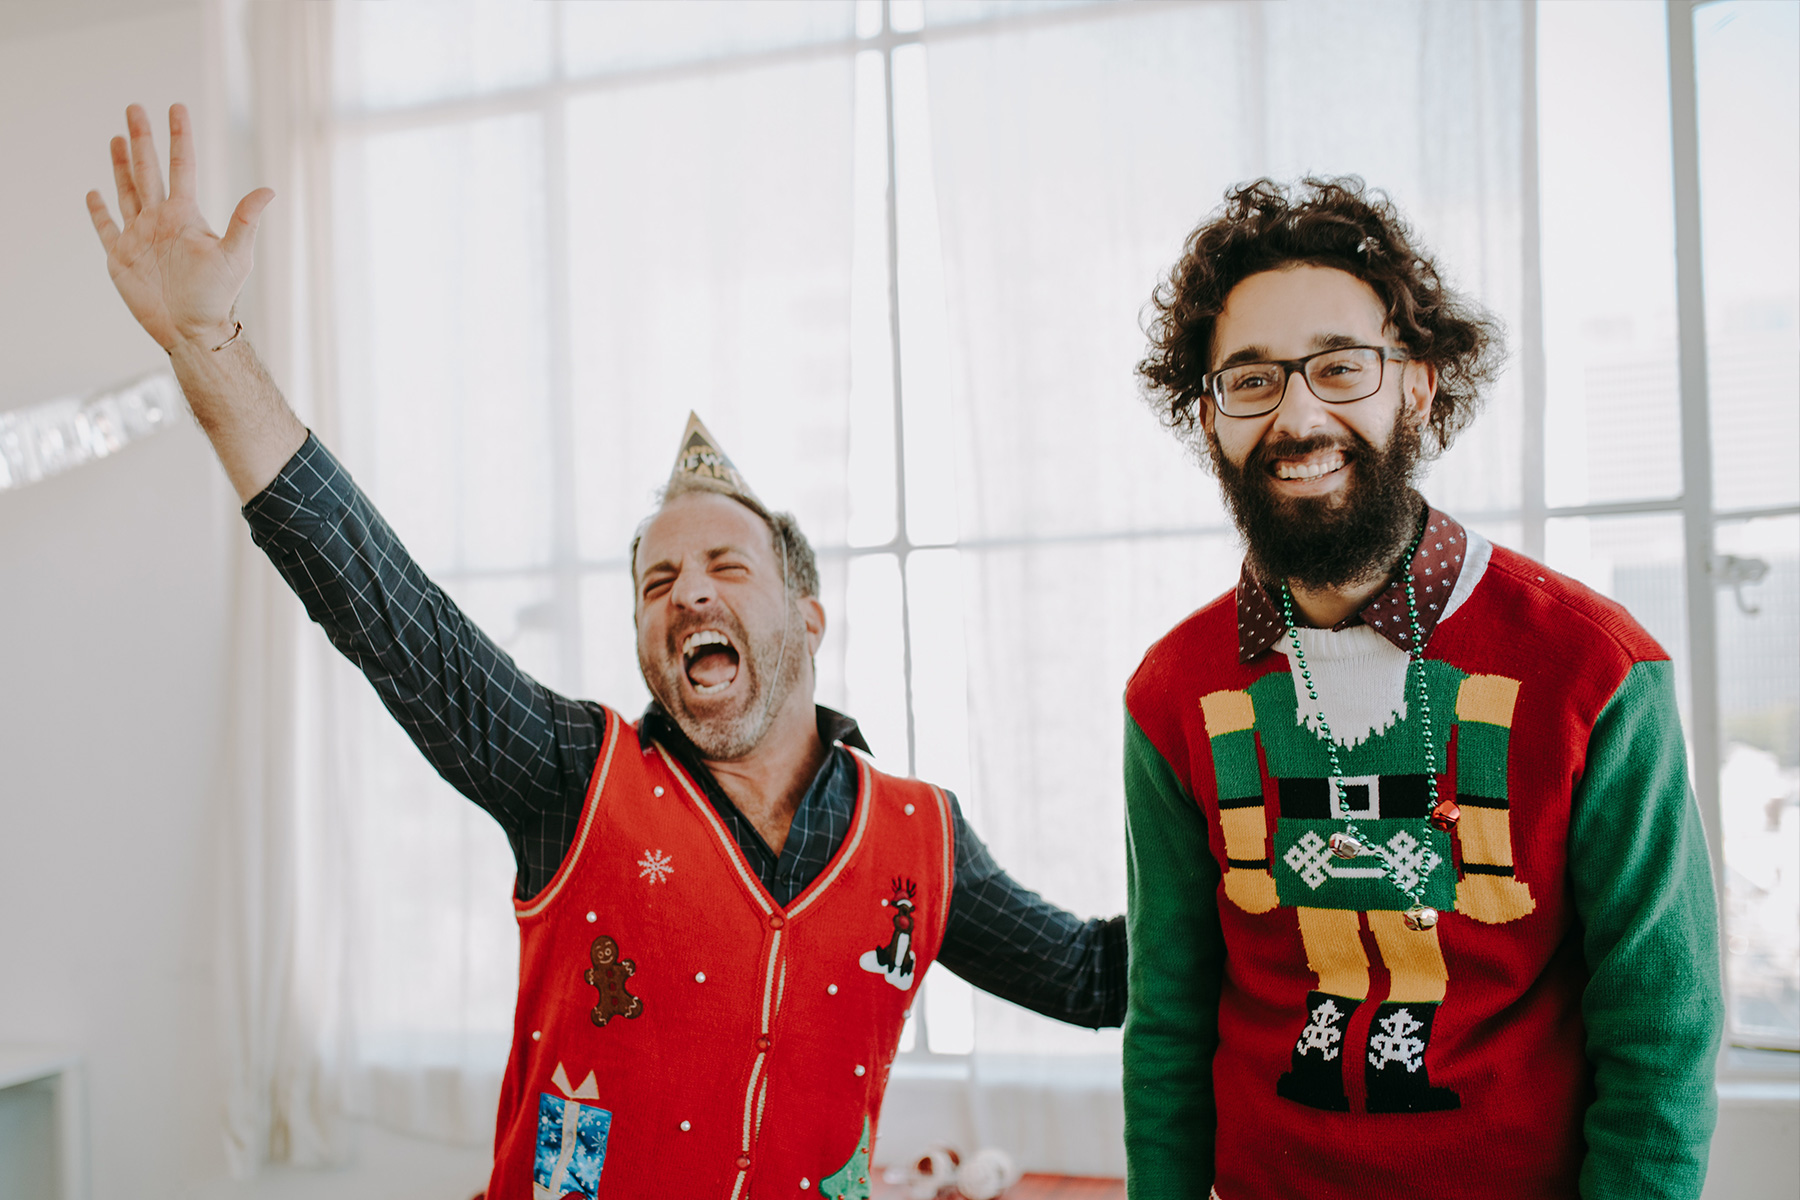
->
[584, 935, 644, 1026]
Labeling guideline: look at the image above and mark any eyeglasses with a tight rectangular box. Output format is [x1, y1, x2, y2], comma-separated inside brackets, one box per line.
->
[1205, 345, 1410, 418]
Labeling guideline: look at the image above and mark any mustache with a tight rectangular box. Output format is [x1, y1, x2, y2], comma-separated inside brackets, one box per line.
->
[1247, 431, 1365, 469]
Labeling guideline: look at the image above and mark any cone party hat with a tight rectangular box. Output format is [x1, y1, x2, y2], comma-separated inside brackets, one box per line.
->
[667, 411, 760, 503]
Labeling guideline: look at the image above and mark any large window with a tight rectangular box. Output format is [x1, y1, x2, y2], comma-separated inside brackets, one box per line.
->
[314, 0, 1795, 1127]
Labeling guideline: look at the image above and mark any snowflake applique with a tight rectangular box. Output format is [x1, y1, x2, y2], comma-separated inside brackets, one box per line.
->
[637, 849, 674, 885]
[1380, 829, 1443, 895]
[1367, 1007, 1427, 1072]
[1296, 997, 1345, 1060]
[1283, 830, 1332, 890]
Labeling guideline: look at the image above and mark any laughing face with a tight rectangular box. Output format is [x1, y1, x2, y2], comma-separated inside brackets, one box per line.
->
[633, 490, 824, 760]
[1204, 264, 1436, 590]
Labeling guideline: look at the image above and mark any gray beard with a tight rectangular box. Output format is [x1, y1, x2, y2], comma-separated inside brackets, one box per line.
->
[639, 602, 805, 760]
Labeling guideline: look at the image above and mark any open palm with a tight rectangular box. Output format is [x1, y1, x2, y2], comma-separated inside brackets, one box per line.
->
[85, 103, 272, 351]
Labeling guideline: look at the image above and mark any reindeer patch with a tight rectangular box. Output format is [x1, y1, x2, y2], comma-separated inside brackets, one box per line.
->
[858, 877, 920, 991]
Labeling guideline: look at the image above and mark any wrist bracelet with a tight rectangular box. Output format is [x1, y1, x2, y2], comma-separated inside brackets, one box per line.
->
[211, 321, 244, 352]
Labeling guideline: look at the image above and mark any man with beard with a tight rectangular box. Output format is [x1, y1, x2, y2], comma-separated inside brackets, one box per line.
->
[87, 104, 1124, 1198]
[1121, 178, 1720, 1198]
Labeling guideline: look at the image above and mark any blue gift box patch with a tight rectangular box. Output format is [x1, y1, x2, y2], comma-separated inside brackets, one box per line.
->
[534, 1092, 612, 1198]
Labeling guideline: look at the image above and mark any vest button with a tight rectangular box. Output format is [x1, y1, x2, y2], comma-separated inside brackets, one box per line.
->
[653, 785, 665, 797]
[680, 1120, 691, 1132]
[904, 802, 915, 815]
[736, 1154, 752, 1170]
[768, 915, 785, 930]
[854, 1064, 866, 1076]
[756, 1035, 771, 1051]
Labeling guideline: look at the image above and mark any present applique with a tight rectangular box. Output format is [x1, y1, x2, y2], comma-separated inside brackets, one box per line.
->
[858, 877, 918, 991]
[585, 934, 644, 1026]
[533, 1089, 611, 1200]
[818, 1115, 873, 1200]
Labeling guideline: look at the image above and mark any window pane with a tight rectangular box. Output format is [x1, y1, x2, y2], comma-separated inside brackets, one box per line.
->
[579, 569, 651, 720]
[1696, 1, 1800, 513]
[1538, 1, 1682, 508]
[1543, 514, 1690, 728]
[334, 115, 553, 574]
[923, 0, 1110, 27]
[1715, 515, 1800, 1042]
[848, 49, 898, 549]
[563, 58, 858, 563]
[334, 0, 552, 113]
[961, 533, 1240, 1055]
[843, 554, 910, 768]
[561, 0, 856, 79]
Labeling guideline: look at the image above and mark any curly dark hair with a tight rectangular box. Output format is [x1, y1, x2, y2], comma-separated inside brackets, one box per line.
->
[1138, 177, 1505, 460]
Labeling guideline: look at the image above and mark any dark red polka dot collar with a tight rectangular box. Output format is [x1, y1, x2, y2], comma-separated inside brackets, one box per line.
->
[1236, 506, 1468, 663]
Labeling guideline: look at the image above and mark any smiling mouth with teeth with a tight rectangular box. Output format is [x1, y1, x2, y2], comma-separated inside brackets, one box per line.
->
[1272, 449, 1348, 482]
[680, 628, 742, 695]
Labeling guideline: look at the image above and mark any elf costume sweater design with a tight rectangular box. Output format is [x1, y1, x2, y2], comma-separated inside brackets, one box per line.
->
[1122, 529, 1721, 1198]
[488, 706, 953, 1200]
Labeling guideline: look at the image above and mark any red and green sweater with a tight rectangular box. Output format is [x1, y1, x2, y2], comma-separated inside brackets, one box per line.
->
[1122, 532, 1721, 1198]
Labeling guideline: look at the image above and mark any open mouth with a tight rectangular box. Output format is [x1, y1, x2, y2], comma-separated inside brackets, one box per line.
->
[1270, 448, 1348, 483]
[681, 629, 741, 695]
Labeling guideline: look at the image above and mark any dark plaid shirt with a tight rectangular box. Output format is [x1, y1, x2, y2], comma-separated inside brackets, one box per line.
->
[243, 434, 1125, 1028]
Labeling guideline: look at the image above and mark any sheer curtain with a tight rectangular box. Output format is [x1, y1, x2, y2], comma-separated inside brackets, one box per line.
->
[220, 0, 1530, 1173]
[915, 0, 1527, 1071]
[317, 0, 863, 1146]
[215, 0, 354, 1175]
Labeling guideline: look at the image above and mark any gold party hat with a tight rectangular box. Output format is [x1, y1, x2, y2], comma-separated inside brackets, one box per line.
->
[667, 411, 760, 503]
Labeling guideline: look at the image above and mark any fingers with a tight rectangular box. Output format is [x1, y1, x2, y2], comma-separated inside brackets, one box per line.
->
[85, 190, 120, 253]
[220, 187, 276, 262]
[167, 102, 196, 200]
[110, 135, 140, 223]
[125, 103, 166, 209]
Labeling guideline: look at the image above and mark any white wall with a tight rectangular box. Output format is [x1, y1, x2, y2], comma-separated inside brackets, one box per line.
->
[0, 6, 486, 1198]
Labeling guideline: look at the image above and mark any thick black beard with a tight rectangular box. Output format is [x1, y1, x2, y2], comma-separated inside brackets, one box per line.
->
[1209, 415, 1424, 591]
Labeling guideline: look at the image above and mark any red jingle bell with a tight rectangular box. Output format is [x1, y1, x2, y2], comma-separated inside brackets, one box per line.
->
[1428, 797, 1461, 832]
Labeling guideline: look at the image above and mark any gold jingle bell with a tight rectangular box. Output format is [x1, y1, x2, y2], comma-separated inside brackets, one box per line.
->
[1428, 797, 1462, 832]
[1402, 903, 1440, 932]
[1328, 832, 1365, 859]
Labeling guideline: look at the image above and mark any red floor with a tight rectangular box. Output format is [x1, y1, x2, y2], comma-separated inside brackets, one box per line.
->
[870, 1174, 1126, 1199]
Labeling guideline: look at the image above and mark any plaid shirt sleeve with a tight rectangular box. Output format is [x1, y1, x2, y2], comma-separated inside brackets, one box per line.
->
[940, 793, 1130, 1029]
[240, 434, 606, 900]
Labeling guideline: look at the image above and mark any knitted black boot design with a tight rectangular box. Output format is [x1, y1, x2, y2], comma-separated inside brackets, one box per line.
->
[1274, 990, 1359, 1111]
[1364, 1000, 1461, 1113]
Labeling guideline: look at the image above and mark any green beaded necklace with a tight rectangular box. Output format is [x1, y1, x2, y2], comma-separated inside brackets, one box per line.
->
[1277, 517, 1459, 931]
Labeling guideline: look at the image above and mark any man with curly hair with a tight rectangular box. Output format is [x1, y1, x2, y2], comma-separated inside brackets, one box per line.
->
[1122, 177, 1720, 1197]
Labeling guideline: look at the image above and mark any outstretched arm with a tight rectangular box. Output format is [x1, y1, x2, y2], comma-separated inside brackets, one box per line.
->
[86, 102, 303, 501]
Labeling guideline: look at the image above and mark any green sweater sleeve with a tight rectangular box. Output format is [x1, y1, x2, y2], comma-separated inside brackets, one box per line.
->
[1567, 659, 1722, 1199]
[1123, 712, 1224, 1197]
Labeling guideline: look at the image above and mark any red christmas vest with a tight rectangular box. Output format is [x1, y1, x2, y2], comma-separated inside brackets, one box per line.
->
[486, 708, 954, 1200]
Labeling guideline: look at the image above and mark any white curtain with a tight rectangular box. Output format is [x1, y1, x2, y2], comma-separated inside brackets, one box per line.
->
[319, 0, 864, 1147]
[215, 0, 353, 1175]
[919, 0, 1527, 1062]
[216, 0, 1528, 1174]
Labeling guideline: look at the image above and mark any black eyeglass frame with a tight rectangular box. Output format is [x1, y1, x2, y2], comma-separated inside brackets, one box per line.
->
[1204, 345, 1412, 418]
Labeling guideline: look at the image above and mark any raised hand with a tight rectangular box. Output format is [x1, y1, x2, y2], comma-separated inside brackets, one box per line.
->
[85, 103, 273, 352]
